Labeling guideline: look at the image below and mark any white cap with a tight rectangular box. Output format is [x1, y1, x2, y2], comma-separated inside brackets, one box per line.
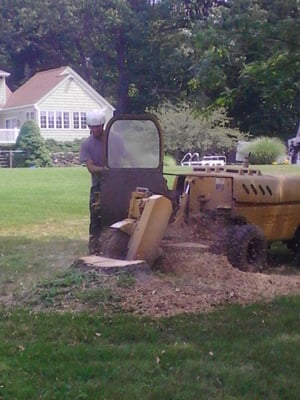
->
[86, 109, 106, 126]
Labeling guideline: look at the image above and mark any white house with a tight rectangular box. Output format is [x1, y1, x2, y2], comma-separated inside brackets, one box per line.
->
[0, 66, 115, 143]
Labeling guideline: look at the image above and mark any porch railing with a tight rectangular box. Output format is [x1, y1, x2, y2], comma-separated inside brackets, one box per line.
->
[0, 128, 20, 144]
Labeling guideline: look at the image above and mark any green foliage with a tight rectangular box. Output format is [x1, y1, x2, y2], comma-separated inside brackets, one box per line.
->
[116, 273, 135, 288]
[33, 270, 85, 306]
[245, 137, 287, 164]
[0, 0, 299, 148]
[15, 120, 52, 167]
[0, 0, 204, 113]
[45, 138, 83, 153]
[0, 144, 14, 151]
[190, 0, 300, 137]
[154, 102, 248, 161]
[26, 269, 122, 308]
[163, 153, 177, 167]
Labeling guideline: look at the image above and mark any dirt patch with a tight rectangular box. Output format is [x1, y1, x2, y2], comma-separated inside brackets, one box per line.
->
[114, 244, 300, 317]
[116, 224, 299, 317]
[2, 224, 300, 317]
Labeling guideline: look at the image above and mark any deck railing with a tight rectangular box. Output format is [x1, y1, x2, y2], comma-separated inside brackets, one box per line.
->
[0, 128, 20, 144]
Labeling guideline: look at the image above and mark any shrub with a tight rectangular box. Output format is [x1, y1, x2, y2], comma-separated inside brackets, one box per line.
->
[152, 102, 248, 162]
[244, 137, 287, 164]
[164, 154, 176, 167]
[45, 138, 83, 153]
[15, 120, 52, 167]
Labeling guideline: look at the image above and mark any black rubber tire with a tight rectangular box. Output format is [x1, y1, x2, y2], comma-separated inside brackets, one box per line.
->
[286, 239, 297, 251]
[227, 224, 267, 272]
[100, 228, 130, 260]
[295, 247, 300, 267]
[286, 227, 300, 254]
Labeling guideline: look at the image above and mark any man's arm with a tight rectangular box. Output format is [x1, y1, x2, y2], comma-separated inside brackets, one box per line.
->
[86, 159, 104, 174]
[80, 141, 104, 174]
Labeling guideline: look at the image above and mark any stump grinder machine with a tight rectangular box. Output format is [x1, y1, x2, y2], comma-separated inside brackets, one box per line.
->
[91, 114, 300, 272]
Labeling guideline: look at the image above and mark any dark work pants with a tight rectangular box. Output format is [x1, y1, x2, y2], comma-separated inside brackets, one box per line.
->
[89, 185, 102, 254]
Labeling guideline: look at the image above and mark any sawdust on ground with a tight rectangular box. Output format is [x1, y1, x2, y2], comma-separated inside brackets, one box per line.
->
[97, 221, 300, 318]
[113, 244, 300, 317]
[2, 224, 300, 317]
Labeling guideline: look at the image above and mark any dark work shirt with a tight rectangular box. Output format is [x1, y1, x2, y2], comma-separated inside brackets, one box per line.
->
[80, 135, 104, 187]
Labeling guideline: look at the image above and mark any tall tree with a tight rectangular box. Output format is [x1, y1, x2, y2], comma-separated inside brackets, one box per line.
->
[190, 0, 300, 138]
[0, 0, 79, 88]
[0, 0, 216, 111]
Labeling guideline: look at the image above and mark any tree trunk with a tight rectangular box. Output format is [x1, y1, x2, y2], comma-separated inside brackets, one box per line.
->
[115, 32, 130, 114]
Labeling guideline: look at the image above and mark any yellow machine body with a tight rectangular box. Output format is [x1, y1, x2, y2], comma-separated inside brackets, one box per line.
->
[126, 194, 172, 265]
[98, 114, 300, 272]
[176, 167, 300, 242]
[109, 190, 172, 265]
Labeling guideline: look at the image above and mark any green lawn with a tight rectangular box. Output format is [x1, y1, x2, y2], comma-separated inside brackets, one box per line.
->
[0, 167, 89, 229]
[1, 297, 300, 399]
[0, 167, 90, 293]
[0, 165, 300, 399]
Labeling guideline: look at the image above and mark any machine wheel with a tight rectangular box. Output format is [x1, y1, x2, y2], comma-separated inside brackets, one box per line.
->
[286, 239, 297, 251]
[286, 227, 300, 252]
[100, 228, 130, 260]
[227, 224, 267, 272]
[295, 248, 300, 267]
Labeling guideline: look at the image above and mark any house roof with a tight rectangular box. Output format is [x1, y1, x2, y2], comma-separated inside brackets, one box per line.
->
[2, 65, 115, 113]
[3, 66, 70, 109]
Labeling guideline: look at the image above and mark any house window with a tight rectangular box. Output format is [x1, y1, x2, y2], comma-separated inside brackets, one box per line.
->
[40, 112, 47, 128]
[63, 112, 70, 128]
[73, 112, 79, 129]
[5, 119, 20, 128]
[56, 112, 62, 129]
[48, 111, 54, 128]
[39, 110, 86, 129]
[26, 112, 35, 120]
[81, 112, 87, 129]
